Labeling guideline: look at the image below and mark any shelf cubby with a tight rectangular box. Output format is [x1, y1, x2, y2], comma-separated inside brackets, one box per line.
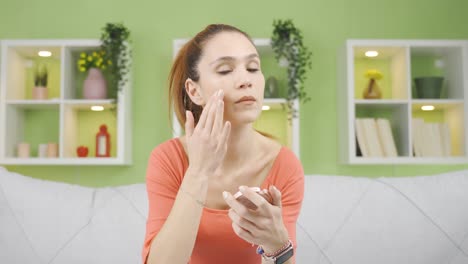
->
[340, 39, 468, 164]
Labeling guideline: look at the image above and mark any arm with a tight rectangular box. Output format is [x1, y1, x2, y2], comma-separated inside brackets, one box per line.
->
[144, 89, 230, 264]
[146, 167, 208, 264]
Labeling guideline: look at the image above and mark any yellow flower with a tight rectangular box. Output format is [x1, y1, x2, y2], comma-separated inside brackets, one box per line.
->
[77, 50, 109, 72]
[365, 69, 383, 80]
[107, 60, 112, 65]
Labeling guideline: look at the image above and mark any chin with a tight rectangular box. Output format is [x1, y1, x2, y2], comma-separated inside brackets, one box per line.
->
[228, 110, 261, 125]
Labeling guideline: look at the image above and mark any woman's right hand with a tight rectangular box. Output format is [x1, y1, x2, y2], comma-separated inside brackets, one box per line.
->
[185, 89, 231, 178]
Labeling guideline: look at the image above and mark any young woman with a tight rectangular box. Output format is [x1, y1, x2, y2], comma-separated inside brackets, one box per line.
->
[143, 24, 304, 264]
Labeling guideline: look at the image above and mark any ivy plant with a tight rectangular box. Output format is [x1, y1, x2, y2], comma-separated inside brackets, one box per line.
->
[100, 23, 131, 99]
[271, 19, 312, 119]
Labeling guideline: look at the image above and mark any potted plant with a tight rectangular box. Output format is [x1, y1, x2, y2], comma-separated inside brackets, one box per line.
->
[33, 65, 48, 100]
[77, 50, 110, 99]
[100, 23, 131, 100]
[271, 19, 312, 119]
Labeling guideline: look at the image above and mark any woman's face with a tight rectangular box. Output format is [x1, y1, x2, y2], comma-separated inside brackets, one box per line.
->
[194, 32, 265, 125]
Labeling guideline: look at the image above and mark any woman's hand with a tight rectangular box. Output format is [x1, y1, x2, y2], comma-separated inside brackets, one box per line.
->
[223, 185, 289, 253]
[185, 89, 231, 178]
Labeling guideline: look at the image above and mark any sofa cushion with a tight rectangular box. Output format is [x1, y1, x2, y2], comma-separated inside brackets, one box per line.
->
[0, 167, 147, 264]
[296, 172, 468, 264]
[2, 166, 468, 264]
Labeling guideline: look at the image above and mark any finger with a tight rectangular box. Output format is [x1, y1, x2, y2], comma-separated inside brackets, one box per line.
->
[269, 185, 282, 207]
[238, 186, 268, 209]
[211, 99, 224, 136]
[185, 110, 194, 137]
[231, 222, 256, 244]
[228, 209, 258, 232]
[202, 96, 219, 134]
[196, 91, 217, 130]
[217, 121, 231, 150]
[223, 191, 256, 222]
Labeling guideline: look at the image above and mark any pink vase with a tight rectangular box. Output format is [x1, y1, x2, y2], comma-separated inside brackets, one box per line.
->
[33, 86, 48, 100]
[83, 68, 107, 99]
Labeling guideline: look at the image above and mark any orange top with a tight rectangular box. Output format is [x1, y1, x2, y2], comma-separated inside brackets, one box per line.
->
[142, 138, 304, 264]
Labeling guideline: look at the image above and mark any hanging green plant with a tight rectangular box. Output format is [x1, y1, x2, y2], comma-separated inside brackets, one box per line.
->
[271, 19, 312, 119]
[100, 22, 131, 99]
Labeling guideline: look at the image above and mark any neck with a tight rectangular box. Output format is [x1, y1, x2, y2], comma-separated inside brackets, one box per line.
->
[224, 123, 258, 166]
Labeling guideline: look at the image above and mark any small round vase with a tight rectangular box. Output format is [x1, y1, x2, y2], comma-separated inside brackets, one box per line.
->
[33, 86, 48, 100]
[83, 68, 107, 99]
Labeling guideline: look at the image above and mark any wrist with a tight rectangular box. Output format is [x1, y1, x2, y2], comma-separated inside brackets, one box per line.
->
[185, 166, 210, 182]
[258, 240, 294, 264]
[261, 230, 289, 255]
[261, 238, 289, 256]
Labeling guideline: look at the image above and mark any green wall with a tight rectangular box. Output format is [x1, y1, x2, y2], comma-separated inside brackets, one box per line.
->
[1, 0, 468, 186]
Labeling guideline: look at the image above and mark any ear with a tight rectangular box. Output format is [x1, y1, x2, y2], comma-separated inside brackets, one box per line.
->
[185, 78, 205, 106]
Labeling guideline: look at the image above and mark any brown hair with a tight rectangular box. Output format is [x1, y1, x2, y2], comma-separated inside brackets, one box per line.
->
[168, 24, 254, 129]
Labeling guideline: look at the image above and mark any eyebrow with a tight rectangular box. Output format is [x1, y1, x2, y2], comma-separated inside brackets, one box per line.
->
[209, 53, 259, 66]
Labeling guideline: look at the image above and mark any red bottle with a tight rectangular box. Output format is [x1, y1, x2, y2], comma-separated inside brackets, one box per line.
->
[96, 124, 110, 157]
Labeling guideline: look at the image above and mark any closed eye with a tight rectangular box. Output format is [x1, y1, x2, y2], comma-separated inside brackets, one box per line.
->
[218, 70, 232, 75]
[247, 68, 259, 73]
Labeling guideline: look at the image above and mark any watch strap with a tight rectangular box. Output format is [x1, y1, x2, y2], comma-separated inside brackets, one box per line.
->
[258, 240, 294, 264]
[274, 245, 294, 264]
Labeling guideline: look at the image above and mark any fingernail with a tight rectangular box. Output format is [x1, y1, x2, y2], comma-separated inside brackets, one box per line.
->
[239, 186, 247, 192]
[223, 191, 228, 199]
[272, 186, 278, 191]
[218, 89, 224, 97]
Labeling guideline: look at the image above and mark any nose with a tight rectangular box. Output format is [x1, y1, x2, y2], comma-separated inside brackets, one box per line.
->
[238, 81, 253, 89]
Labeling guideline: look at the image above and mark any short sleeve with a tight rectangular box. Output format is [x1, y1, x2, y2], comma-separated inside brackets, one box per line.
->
[142, 142, 185, 264]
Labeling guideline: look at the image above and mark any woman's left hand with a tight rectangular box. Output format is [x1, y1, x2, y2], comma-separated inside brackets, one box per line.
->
[223, 185, 289, 253]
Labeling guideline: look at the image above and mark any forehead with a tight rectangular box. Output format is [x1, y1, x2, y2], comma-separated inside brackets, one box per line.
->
[201, 31, 258, 61]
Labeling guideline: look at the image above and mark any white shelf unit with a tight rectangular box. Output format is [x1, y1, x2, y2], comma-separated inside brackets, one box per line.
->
[0, 39, 132, 165]
[339, 39, 468, 164]
[171, 38, 300, 158]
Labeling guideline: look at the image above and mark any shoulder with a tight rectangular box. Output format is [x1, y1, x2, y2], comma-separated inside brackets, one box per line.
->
[149, 138, 185, 160]
[276, 147, 303, 173]
[269, 146, 304, 190]
[147, 138, 187, 177]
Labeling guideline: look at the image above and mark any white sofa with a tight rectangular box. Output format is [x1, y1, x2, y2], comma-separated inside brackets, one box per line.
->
[1, 166, 467, 264]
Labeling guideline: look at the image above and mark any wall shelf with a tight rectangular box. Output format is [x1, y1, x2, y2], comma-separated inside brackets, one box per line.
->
[339, 39, 468, 164]
[0, 39, 132, 165]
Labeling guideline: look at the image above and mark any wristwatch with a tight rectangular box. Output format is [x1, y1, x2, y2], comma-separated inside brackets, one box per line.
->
[258, 241, 294, 264]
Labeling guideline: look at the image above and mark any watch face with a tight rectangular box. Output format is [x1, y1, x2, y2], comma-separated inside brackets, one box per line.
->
[275, 247, 294, 264]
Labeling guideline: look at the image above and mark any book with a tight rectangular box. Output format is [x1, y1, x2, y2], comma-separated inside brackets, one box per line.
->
[440, 123, 452, 156]
[355, 118, 369, 157]
[362, 118, 384, 157]
[376, 118, 398, 157]
[412, 118, 424, 157]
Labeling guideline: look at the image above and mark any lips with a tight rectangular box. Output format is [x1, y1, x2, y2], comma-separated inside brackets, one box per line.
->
[235, 96, 256, 103]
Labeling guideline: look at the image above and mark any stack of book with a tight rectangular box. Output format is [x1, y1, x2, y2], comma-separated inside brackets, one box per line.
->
[412, 118, 451, 157]
[355, 118, 398, 157]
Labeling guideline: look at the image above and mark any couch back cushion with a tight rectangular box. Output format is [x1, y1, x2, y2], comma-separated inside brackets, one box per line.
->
[0, 167, 147, 264]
